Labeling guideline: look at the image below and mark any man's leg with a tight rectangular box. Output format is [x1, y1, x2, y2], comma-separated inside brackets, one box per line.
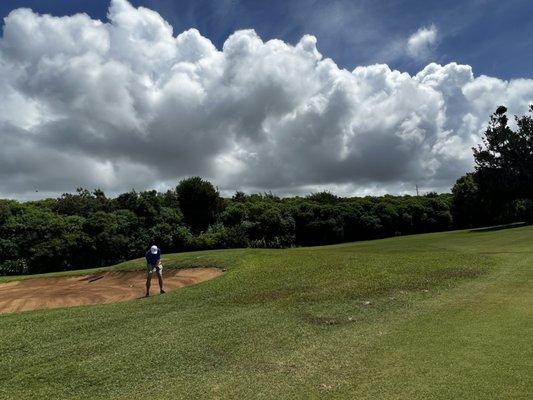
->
[145, 270, 152, 296]
[157, 269, 165, 294]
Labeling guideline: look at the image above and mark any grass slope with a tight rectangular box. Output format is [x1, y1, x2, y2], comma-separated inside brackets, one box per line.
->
[0, 226, 531, 399]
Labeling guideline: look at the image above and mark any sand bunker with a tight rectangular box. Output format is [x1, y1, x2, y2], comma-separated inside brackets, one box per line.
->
[0, 268, 222, 314]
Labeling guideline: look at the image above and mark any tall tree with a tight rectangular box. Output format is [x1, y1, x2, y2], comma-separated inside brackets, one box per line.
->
[176, 177, 221, 233]
[451, 173, 482, 228]
[473, 105, 533, 200]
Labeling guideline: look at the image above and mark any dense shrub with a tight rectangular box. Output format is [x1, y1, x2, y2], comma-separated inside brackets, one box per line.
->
[0, 259, 28, 276]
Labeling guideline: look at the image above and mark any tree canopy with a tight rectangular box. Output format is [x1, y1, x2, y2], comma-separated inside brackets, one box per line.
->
[473, 105, 533, 200]
[176, 177, 221, 233]
[452, 105, 533, 227]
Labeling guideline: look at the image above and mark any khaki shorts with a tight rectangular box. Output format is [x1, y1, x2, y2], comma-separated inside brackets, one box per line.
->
[146, 262, 163, 275]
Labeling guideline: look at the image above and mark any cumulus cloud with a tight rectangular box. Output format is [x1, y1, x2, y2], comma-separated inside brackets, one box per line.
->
[407, 25, 438, 60]
[0, 0, 532, 199]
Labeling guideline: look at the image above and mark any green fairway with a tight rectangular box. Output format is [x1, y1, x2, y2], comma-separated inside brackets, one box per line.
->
[1, 225, 531, 399]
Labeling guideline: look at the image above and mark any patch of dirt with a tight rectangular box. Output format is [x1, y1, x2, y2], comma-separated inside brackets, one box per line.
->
[0, 268, 222, 314]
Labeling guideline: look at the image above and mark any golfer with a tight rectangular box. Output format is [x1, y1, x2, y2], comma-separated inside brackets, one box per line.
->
[145, 245, 165, 297]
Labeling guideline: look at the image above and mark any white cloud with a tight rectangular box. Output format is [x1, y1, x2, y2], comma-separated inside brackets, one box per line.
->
[407, 25, 438, 60]
[0, 0, 532, 199]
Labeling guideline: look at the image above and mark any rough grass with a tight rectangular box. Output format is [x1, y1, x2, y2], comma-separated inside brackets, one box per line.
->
[0, 225, 532, 399]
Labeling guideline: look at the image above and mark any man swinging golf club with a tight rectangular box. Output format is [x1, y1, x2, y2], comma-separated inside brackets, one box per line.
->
[145, 245, 165, 297]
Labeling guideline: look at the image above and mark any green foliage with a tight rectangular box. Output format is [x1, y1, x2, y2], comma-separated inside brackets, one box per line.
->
[517, 198, 533, 223]
[244, 201, 295, 246]
[473, 105, 533, 200]
[0, 174, 456, 275]
[292, 202, 343, 245]
[53, 188, 109, 215]
[451, 173, 483, 228]
[0, 259, 28, 276]
[452, 106, 533, 227]
[176, 177, 221, 233]
[306, 191, 340, 204]
[220, 203, 248, 226]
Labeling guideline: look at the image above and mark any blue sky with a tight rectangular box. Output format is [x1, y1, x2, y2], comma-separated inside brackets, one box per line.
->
[1, 0, 532, 80]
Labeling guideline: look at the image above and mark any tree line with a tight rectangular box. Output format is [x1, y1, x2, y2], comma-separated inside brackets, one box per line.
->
[1, 106, 531, 275]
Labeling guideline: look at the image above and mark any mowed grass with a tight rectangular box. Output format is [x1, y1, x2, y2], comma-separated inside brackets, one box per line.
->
[0, 225, 532, 399]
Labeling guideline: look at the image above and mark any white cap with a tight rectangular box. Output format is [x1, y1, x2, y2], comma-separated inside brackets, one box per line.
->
[150, 245, 158, 254]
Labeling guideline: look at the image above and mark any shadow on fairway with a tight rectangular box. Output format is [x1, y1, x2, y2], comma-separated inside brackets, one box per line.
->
[468, 222, 527, 233]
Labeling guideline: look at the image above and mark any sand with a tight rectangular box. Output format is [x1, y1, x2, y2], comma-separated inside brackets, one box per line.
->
[0, 268, 222, 314]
